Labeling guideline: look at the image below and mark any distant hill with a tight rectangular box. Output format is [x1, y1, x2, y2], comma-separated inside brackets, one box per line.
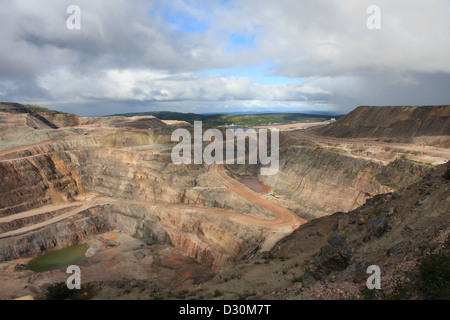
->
[0, 103, 62, 129]
[315, 105, 450, 137]
[112, 111, 340, 127]
[314, 105, 450, 147]
[0, 103, 167, 130]
[79, 115, 166, 129]
[24, 104, 80, 127]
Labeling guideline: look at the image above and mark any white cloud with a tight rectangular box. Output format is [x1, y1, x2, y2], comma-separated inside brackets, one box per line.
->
[37, 67, 331, 103]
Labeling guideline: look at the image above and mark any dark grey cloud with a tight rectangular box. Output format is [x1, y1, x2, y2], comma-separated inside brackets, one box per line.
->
[317, 72, 450, 113]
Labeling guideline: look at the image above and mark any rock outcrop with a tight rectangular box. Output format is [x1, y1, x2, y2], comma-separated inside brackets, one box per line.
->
[307, 234, 352, 280]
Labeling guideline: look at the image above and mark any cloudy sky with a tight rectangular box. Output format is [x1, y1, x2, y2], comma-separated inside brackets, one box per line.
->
[0, 0, 449, 116]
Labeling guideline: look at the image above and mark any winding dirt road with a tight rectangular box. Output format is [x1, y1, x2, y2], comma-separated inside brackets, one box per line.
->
[0, 140, 306, 251]
[210, 164, 307, 250]
[0, 195, 305, 251]
[210, 164, 305, 228]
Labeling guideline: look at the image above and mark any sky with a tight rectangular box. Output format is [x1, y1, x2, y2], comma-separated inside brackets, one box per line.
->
[0, 0, 449, 116]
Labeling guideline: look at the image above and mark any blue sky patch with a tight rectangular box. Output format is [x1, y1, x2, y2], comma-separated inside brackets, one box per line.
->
[150, 2, 210, 34]
[227, 32, 256, 53]
[164, 8, 208, 34]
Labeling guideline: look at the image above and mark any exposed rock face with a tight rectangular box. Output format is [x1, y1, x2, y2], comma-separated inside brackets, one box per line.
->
[0, 103, 58, 129]
[315, 105, 450, 146]
[96, 203, 264, 270]
[0, 130, 194, 214]
[0, 203, 264, 271]
[0, 121, 268, 270]
[180, 186, 273, 219]
[0, 154, 81, 217]
[0, 208, 108, 262]
[0, 126, 278, 219]
[99, 204, 246, 271]
[18, 104, 80, 128]
[259, 145, 428, 219]
[307, 234, 352, 280]
[0, 102, 168, 130]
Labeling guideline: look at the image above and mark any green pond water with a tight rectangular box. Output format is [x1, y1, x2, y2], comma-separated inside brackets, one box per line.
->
[26, 245, 88, 272]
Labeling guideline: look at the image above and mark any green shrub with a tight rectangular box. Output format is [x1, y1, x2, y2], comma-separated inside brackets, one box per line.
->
[292, 275, 303, 284]
[360, 286, 380, 300]
[176, 290, 188, 299]
[46, 282, 75, 300]
[361, 235, 450, 300]
[418, 250, 450, 299]
[237, 290, 256, 300]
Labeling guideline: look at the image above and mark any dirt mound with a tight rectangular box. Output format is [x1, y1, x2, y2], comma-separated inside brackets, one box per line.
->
[314, 105, 450, 145]
[0, 103, 59, 129]
[0, 103, 168, 130]
[79, 115, 167, 129]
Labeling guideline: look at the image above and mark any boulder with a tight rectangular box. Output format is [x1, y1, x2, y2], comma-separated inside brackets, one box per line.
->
[353, 261, 372, 283]
[308, 234, 352, 280]
[373, 218, 387, 237]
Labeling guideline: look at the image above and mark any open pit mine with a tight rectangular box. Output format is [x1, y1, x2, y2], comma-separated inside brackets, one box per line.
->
[0, 103, 449, 300]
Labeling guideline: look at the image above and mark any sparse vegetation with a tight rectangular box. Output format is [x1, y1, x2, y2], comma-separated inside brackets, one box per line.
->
[417, 238, 450, 299]
[45, 282, 76, 300]
[361, 235, 450, 300]
[45, 282, 96, 300]
[237, 290, 257, 300]
[213, 289, 223, 297]
[148, 291, 163, 300]
[407, 159, 437, 168]
[292, 275, 303, 284]
[360, 286, 378, 300]
[175, 290, 188, 299]
[263, 253, 276, 260]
